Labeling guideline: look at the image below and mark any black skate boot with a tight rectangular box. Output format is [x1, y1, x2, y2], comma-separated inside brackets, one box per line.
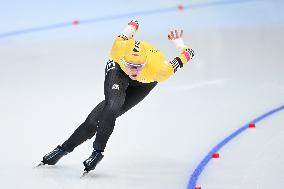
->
[41, 145, 68, 165]
[82, 150, 104, 175]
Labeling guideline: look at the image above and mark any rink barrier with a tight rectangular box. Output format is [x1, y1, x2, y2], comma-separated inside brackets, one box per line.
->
[0, 0, 258, 39]
[187, 105, 284, 189]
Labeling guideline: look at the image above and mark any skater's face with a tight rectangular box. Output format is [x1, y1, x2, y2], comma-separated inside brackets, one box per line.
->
[124, 62, 145, 80]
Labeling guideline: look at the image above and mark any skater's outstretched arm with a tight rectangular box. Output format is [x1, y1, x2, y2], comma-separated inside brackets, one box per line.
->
[119, 20, 139, 40]
[168, 29, 195, 65]
[153, 29, 195, 82]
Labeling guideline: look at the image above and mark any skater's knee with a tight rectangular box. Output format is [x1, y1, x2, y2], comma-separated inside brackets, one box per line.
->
[85, 116, 98, 126]
[84, 118, 99, 139]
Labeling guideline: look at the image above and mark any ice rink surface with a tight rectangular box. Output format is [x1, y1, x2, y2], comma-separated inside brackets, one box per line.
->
[0, 0, 284, 188]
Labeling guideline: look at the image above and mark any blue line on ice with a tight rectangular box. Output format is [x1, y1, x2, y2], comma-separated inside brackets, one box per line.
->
[187, 104, 284, 189]
[0, 0, 259, 39]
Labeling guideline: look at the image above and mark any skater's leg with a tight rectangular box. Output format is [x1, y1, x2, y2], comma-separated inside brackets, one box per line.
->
[61, 101, 105, 152]
[41, 101, 106, 165]
[93, 61, 129, 152]
[83, 63, 156, 172]
[92, 73, 157, 152]
[61, 71, 156, 153]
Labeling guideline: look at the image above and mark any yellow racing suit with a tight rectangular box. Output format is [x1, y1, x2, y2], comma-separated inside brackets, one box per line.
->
[110, 36, 194, 83]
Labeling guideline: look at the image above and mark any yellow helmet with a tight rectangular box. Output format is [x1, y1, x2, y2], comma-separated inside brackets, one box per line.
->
[124, 39, 147, 64]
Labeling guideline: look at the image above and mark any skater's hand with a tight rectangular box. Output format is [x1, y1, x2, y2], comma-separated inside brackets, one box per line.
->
[127, 20, 139, 31]
[168, 29, 183, 40]
[168, 29, 187, 50]
[120, 20, 139, 39]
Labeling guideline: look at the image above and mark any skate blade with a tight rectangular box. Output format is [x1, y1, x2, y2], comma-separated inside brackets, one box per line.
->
[80, 170, 89, 178]
[34, 162, 45, 168]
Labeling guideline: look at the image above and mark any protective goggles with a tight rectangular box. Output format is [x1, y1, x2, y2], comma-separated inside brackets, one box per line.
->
[124, 62, 145, 69]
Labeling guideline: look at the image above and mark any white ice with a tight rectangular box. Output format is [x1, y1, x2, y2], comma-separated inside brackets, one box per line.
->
[0, 0, 284, 189]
